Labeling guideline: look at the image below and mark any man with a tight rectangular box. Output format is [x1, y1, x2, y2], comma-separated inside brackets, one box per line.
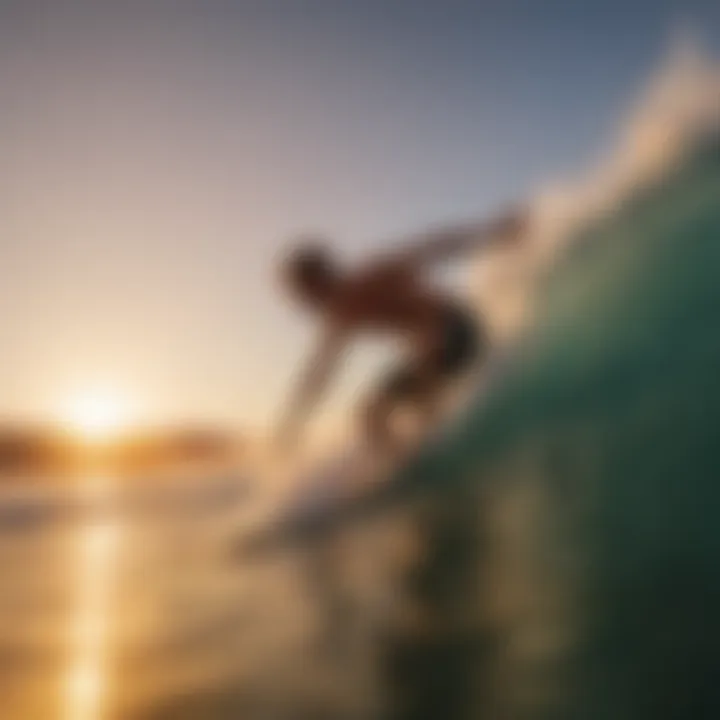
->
[276, 208, 528, 456]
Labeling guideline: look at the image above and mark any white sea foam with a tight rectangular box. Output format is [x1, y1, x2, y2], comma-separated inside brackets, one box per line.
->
[474, 35, 720, 341]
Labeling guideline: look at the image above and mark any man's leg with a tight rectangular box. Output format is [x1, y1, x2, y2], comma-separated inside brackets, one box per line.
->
[361, 361, 444, 458]
[362, 388, 401, 458]
[360, 363, 419, 458]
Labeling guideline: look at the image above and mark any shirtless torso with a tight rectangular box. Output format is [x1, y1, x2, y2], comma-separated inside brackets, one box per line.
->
[324, 260, 448, 349]
[277, 206, 527, 452]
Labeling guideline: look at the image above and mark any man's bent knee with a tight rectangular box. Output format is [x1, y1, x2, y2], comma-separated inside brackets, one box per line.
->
[360, 392, 396, 448]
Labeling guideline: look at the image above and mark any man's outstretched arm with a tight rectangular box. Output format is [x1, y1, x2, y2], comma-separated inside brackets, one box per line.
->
[391, 205, 529, 269]
[276, 325, 348, 451]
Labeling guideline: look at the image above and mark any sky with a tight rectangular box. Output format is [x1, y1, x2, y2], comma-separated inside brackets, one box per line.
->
[0, 0, 718, 433]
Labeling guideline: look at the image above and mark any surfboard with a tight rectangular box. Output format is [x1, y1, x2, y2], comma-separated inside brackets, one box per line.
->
[232, 392, 484, 559]
[232, 440, 422, 559]
[230, 348, 508, 560]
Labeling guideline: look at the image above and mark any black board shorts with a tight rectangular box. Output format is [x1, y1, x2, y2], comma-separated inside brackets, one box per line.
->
[381, 302, 486, 403]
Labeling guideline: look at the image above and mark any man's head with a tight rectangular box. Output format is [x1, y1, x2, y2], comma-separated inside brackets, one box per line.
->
[281, 239, 338, 307]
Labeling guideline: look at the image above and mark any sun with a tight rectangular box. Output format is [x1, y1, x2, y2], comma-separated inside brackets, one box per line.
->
[63, 390, 131, 442]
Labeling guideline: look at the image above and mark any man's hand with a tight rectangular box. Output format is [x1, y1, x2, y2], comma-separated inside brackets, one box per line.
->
[274, 324, 347, 459]
[489, 206, 531, 246]
[392, 204, 531, 267]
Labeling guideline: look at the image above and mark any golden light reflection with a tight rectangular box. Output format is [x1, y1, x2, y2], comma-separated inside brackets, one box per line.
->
[61, 390, 133, 443]
[66, 476, 119, 720]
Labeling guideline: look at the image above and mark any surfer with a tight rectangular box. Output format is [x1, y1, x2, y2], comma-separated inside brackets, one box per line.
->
[275, 208, 527, 456]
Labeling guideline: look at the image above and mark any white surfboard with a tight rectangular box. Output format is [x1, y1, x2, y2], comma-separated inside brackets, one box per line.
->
[232, 348, 508, 559]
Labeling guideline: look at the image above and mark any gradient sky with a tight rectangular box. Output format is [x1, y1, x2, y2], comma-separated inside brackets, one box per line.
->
[0, 0, 718, 431]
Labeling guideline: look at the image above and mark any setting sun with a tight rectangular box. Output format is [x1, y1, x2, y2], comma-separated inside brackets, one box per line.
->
[63, 390, 132, 442]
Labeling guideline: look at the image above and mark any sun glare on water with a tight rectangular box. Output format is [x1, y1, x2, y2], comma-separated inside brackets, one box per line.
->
[63, 390, 132, 442]
[66, 475, 120, 720]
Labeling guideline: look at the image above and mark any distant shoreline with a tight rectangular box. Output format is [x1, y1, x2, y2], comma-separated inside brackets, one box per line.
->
[0, 425, 245, 481]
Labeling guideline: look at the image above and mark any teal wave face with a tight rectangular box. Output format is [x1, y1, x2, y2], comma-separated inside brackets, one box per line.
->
[400, 133, 720, 720]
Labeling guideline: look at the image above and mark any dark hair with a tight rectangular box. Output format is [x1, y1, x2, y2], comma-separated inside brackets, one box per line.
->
[283, 240, 334, 290]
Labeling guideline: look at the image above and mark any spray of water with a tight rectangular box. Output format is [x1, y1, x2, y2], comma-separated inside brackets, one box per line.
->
[474, 35, 720, 341]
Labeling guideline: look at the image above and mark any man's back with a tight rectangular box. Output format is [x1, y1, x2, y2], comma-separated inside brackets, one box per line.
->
[276, 206, 527, 450]
[324, 259, 447, 343]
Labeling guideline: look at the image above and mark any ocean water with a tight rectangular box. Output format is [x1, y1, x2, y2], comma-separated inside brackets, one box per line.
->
[382, 134, 720, 720]
[0, 472, 394, 720]
[2, 137, 719, 719]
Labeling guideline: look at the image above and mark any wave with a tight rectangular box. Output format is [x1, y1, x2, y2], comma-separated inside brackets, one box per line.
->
[474, 35, 720, 341]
